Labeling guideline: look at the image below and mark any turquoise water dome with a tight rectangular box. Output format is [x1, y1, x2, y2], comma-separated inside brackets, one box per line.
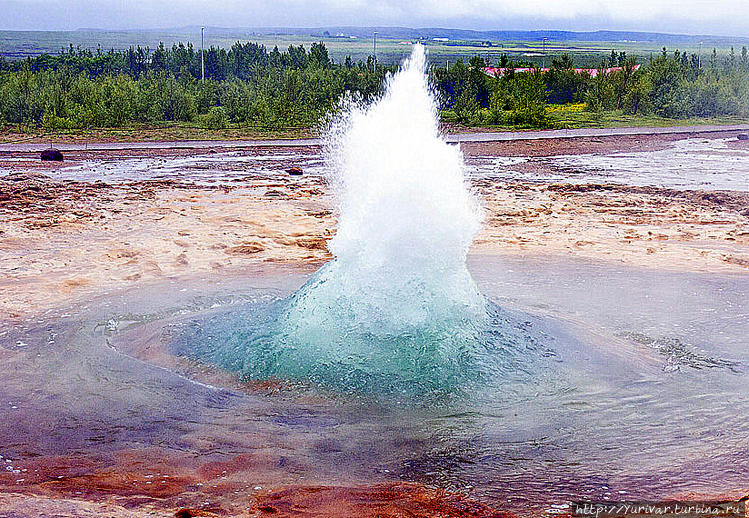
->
[177, 46, 540, 400]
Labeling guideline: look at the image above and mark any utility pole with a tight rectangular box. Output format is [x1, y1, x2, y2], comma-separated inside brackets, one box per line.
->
[542, 37, 547, 69]
[373, 31, 378, 69]
[698, 41, 703, 71]
[201, 26, 205, 82]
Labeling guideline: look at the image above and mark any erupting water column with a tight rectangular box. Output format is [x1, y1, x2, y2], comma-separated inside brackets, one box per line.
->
[275, 45, 488, 395]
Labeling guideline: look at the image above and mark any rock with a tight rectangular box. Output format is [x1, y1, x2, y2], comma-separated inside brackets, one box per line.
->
[295, 237, 329, 250]
[738, 134, 749, 141]
[723, 254, 749, 267]
[226, 242, 264, 255]
[286, 167, 303, 176]
[40, 148, 64, 161]
[174, 509, 220, 518]
[2, 172, 51, 182]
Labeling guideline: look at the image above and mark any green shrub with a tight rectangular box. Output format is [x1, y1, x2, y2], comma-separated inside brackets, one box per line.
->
[439, 110, 460, 123]
[41, 112, 72, 130]
[510, 71, 549, 127]
[585, 70, 617, 112]
[646, 55, 690, 117]
[200, 106, 229, 129]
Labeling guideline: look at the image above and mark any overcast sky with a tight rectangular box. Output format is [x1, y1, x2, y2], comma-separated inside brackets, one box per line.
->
[5, 0, 749, 37]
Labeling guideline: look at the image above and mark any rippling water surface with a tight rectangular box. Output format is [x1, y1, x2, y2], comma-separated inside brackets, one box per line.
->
[2, 257, 747, 514]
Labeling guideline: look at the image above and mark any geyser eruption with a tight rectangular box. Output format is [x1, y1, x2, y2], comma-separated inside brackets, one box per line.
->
[178, 46, 537, 399]
[283, 44, 485, 346]
[271, 45, 487, 395]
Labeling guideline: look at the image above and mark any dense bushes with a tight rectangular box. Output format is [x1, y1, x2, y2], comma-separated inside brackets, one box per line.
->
[0, 71, 195, 128]
[0, 66, 385, 129]
[2, 41, 749, 131]
[583, 49, 749, 118]
[645, 51, 749, 117]
[0, 42, 388, 129]
[432, 47, 749, 126]
[433, 57, 550, 127]
[486, 69, 549, 127]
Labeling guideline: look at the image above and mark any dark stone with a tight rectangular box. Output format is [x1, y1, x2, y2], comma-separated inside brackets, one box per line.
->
[738, 133, 749, 141]
[286, 167, 303, 176]
[40, 148, 64, 161]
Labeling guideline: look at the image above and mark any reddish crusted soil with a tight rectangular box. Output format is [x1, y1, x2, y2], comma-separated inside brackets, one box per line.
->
[248, 483, 512, 518]
[460, 130, 747, 157]
[0, 448, 511, 517]
[544, 183, 749, 215]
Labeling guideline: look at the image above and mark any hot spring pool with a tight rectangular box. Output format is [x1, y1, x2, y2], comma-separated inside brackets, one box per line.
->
[2, 256, 747, 514]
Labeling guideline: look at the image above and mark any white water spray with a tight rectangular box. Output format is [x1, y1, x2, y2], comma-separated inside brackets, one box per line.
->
[280, 45, 486, 374]
[181, 46, 501, 398]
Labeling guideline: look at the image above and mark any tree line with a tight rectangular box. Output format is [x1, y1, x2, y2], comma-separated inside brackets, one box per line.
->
[0, 42, 388, 129]
[432, 47, 749, 127]
[1, 42, 749, 130]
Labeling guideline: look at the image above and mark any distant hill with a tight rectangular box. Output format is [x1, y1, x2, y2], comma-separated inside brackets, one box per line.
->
[190, 26, 749, 45]
[3, 25, 747, 63]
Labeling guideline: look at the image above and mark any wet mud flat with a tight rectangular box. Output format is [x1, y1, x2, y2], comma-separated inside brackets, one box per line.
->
[1, 133, 748, 319]
[460, 129, 749, 157]
[467, 134, 749, 192]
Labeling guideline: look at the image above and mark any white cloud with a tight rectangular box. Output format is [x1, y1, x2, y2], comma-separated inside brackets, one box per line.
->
[4, 0, 749, 36]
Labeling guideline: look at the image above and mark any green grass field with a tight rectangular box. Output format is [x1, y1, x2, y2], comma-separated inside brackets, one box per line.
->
[1, 29, 744, 67]
[545, 107, 749, 129]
